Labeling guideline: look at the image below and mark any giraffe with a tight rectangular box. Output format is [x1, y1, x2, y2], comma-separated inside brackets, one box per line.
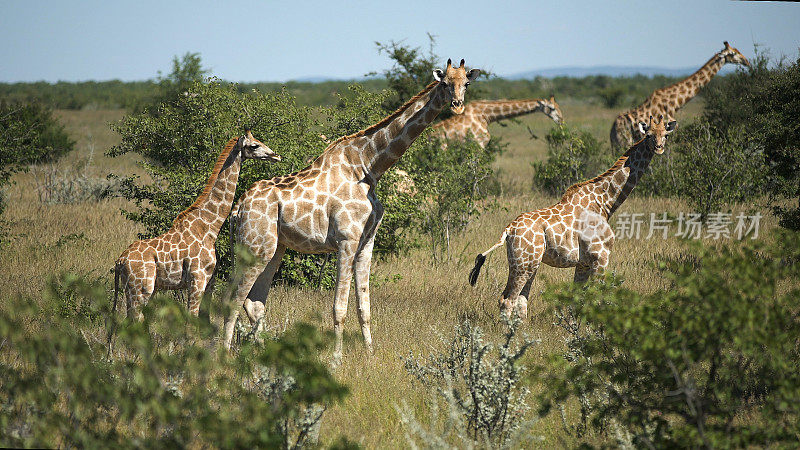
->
[469, 115, 676, 318]
[431, 96, 563, 148]
[223, 59, 481, 361]
[114, 131, 281, 319]
[610, 41, 748, 148]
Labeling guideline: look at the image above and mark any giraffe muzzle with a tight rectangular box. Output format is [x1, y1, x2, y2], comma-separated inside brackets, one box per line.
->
[451, 100, 465, 114]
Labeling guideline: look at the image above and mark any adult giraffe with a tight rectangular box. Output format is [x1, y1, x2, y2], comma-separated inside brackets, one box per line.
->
[610, 41, 748, 148]
[114, 131, 281, 319]
[432, 96, 563, 148]
[470, 115, 676, 318]
[223, 59, 481, 362]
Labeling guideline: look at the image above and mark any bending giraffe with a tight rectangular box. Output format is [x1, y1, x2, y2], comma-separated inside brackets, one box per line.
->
[431, 96, 563, 148]
[114, 131, 281, 319]
[610, 41, 748, 148]
[223, 59, 481, 362]
[470, 115, 676, 318]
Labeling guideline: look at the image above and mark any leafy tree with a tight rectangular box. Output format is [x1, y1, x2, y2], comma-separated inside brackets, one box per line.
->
[702, 47, 800, 229]
[538, 232, 800, 448]
[0, 274, 349, 448]
[639, 119, 765, 218]
[154, 52, 209, 108]
[0, 101, 74, 224]
[531, 125, 608, 196]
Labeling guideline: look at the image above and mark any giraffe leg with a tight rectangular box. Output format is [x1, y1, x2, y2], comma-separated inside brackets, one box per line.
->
[514, 267, 538, 320]
[126, 260, 155, 321]
[501, 268, 531, 319]
[187, 265, 213, 317]
[243, 245, 286, 339]
[353, 224, 380, 355]
[332, 240, 358, 366]
[223, 261, 267, 349]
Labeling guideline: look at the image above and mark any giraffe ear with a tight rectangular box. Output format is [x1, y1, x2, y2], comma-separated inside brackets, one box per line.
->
[466, 68, 481, 81]
[638, 121, 650, 135]
[666, 120, 677, 132]
[432, 69, 445, 82]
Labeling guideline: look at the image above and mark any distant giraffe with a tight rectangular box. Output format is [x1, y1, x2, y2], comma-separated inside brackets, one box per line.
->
[432, 96, 563, 148]
[223, 59, 481, 363]
[470, 115, 676, 318]
[114, 131, 281, 319]
[610, 41, 748, 148]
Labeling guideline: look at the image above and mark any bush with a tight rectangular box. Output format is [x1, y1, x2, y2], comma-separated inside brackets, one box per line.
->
[407, 136, 498, 260]
[638, 119, 766, 218]
[531, 125, 607, 196]
[0, 274, 349, 448]
[538, 232, 800, 448]
[0, 101, 74, 221]
[400, 316, 540, 449]
[702, 47, 800, 229]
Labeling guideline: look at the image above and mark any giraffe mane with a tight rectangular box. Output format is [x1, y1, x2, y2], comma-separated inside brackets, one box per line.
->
[172, 136, 240, 226]
[323, 81, 440, 150]
[560, 137, 647, 201]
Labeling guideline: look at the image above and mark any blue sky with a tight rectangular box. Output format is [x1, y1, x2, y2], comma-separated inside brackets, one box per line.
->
[1, 0, 799, 82]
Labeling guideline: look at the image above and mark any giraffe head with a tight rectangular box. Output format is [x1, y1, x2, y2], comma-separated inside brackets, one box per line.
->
[432, 58, 480, 114]
[637, 115, 676, 154]
[718, 41, 750, 67]
[542, 95, 564, 125]
[239, 129, 281, 162]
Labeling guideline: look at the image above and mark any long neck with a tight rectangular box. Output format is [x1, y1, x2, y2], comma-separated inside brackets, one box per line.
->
[590, 137, 655, 218]
[662, 53, 726, 110]
[173, 138, 242, 239]
[358, 82, 448, 179]
[472, 99, 547, 123]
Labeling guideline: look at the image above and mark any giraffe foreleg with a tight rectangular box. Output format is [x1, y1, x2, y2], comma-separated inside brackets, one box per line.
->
[332, 240, 358, 366]
[353, 219, 381, 355]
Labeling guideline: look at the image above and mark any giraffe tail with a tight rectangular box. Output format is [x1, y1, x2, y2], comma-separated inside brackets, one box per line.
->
[468, 229, 508, 286]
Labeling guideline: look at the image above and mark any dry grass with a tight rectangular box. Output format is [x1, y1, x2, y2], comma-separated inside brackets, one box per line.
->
[0, 99, 775, 447]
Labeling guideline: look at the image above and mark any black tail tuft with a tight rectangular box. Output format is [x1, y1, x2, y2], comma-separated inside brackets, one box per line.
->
[468, 254, 486, 286]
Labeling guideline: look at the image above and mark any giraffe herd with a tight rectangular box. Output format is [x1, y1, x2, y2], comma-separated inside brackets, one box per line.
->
[115, 43, 750, 361]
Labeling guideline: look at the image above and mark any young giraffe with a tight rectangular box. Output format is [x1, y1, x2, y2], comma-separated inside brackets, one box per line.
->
[431, 96, 563, 148]
[610, 41, 748, 148]
[469, 115, 676, 318]
[114, 131, 281, 319]
[223, 59, 481, 361]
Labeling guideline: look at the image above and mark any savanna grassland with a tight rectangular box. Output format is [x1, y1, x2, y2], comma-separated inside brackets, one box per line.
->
[1, 90, 783, 448]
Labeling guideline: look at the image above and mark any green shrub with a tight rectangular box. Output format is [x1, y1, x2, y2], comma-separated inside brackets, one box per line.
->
[702, 47, 800, 229]
[0, 273, 349, 448]
[638, 119, 766, 218]
[400, 316, 540, 449]
[538, 232, 800, 448]
[532, 125, 607, 196]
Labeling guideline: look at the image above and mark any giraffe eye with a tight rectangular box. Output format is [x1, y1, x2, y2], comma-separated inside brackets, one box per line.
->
[465, 82, 470, 87]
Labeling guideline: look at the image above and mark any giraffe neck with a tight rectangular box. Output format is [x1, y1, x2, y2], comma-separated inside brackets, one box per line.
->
[589, 137, 655, 218]
[472, 99, 547, 123]
[173, 137, 242, 239]
[360, 82, 449, 179]
[659, 53, 726, 111]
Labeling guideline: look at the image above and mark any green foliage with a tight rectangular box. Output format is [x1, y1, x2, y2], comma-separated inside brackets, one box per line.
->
[373, 34, 441, 111]
[532, 125, 607, 196]
[109, 76, 321, 281]
[153, 52, 209, 109]
[538, 233, 800, 448]
[703, 48, 800, 229]
[639, 119, 765, 218]
[597, 86, 625, 109]
[0, 101, 74, 223]
[408, 137, 498, 260]
[400, 316, 540, 449]
[0, 274, 348, 448]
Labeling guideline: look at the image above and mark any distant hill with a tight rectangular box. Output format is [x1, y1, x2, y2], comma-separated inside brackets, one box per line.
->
[503, 66, 699, 79]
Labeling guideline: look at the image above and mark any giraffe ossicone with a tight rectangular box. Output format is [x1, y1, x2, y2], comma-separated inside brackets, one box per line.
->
[470, 115, 676, 319]
[114, 131, 280, 320]
[223, 59, 481, 364]
[610, 41, 748, 148]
